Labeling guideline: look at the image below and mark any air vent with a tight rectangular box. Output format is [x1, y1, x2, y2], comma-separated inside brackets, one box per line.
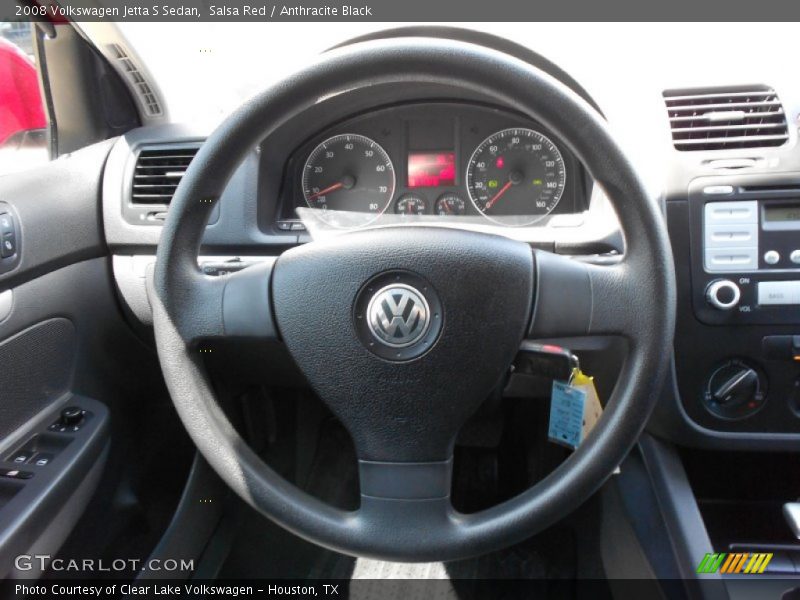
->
[108, 44, 163, 117]
[664, 85, 789, 151]
[131, 146, 199, 204]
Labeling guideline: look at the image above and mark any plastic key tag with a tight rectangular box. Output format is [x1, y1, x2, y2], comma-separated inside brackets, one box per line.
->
[548, 368, 603, 450]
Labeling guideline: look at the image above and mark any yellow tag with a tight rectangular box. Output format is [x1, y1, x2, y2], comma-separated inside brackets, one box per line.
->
[571, 368, 603, 440]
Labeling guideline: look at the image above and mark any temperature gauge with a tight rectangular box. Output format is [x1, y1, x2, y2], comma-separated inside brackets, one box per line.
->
[435, 194, 466, 216]
[395, 194, 427, 215]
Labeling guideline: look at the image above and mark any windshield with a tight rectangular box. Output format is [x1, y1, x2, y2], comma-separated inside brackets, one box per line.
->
[99, 21, 797, 191]
[109, 22, 795, 127]
[114, 22, 401, 126]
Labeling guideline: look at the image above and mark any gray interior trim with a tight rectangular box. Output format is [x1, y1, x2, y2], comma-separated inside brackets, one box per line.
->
[0, 290, 12, 324]
[0, 140, 111, 290]
[102, 126, 298, 250]
[113, 255, 277, 325]
[0, 318, 76, 440]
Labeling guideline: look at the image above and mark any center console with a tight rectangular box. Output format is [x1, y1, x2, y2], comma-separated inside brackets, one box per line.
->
[666, 174, 800, 437]
[648, 172, 800, 592]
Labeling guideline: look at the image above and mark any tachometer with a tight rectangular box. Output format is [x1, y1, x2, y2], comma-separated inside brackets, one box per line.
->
[302, 134, 395, 222]
[466, 128, 566, 226]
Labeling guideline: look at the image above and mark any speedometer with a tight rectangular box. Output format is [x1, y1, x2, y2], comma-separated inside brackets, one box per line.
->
[302, 134, 395, 224]
[466, 128, 566, 226]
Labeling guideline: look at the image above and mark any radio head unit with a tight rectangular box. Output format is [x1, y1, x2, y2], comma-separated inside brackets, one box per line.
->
[690, 176, 800, 326]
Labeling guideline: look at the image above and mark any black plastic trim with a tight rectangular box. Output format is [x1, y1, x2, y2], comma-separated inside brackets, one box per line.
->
[39, 24, 139, 157]
[637, 435, 728, 599]
[138, 454, 228, 582]
[0, 203, 22, 276]
[221, 260, 278, 339]
[0, 396, 109, 580]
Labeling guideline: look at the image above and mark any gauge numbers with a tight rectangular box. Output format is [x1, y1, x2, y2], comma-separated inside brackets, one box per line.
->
[302, 134, 395, 224]
[466, 128, 566, 226]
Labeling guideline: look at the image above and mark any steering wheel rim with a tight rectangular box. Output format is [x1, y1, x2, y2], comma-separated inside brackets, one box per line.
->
[151, 37, 676, 562]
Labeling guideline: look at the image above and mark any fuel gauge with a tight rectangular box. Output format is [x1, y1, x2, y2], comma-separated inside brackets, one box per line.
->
[435, 194, 466, 216]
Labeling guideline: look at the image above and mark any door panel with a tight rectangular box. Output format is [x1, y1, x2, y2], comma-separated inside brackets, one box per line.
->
[0, 139, 111, 289]
[0, 318, 75, 440]
[0, 140, 140, 578]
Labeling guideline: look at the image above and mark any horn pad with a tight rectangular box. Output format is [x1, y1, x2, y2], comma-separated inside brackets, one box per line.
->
[271, 227, 534, 462]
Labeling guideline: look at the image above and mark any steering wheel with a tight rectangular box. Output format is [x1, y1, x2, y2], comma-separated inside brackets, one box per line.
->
[151, 38, 675, 562]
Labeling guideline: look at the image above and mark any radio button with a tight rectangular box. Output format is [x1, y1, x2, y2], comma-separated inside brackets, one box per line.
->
[764, 250, 781, 265]
[758, 281, 800, 306]
[703, 185, 734, 195]
[706, 280, 741, 310]
[705, 223, 758, 248]
[791, 250, 800, 265]
[705, 247, 758, 272]
[705, 201, 758, 225]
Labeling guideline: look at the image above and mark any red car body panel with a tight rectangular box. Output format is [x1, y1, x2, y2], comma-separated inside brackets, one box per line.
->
[0, 37, 46, 145]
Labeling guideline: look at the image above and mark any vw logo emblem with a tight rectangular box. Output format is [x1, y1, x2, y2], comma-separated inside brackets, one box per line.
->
[366, 284, 431, 348]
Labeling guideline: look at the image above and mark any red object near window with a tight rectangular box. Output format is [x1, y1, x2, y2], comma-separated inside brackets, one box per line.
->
[0, 38, 46, 146]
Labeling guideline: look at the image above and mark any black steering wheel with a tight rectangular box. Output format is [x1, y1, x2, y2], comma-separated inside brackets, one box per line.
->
[151, 38, 675, 562]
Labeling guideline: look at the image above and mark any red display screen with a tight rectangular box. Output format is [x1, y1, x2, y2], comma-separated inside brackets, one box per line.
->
[407, 152, 456, 188]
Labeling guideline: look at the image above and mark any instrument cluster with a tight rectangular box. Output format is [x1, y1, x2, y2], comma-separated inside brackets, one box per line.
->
[280, 102, 588, 229]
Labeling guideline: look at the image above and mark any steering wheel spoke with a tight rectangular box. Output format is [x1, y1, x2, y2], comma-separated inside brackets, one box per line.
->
[529, 250, 634, 339]
[170, 260, 278, 345]
[359, 457, 453, 501]
[354, 458, 458, 556]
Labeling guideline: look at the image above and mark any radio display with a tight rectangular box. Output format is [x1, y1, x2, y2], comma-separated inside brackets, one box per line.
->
[407, 152, 456, 188]
[764, 203, 800, 223]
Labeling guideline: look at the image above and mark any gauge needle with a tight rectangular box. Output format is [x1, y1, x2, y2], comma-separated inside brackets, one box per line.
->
[485, 180, 514, 210]
[307, 181, 344, 201]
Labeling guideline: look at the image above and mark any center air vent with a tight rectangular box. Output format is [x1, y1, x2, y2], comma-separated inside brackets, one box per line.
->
[131, 146, 200, 205]
[664, 85, 789, 151]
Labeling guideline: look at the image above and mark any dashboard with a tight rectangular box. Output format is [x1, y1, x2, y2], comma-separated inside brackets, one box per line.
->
[278, 103, 588, 230]
[99, 28, 800, 454]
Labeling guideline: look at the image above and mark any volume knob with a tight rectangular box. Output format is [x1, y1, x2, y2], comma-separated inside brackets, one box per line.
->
[706, 279, 741, 310]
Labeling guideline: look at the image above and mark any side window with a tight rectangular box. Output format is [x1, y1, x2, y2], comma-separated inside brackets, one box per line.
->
[0, 21, 49, 176]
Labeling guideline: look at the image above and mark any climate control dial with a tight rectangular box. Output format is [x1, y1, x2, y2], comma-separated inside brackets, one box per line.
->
[702, 359, 767, 419]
